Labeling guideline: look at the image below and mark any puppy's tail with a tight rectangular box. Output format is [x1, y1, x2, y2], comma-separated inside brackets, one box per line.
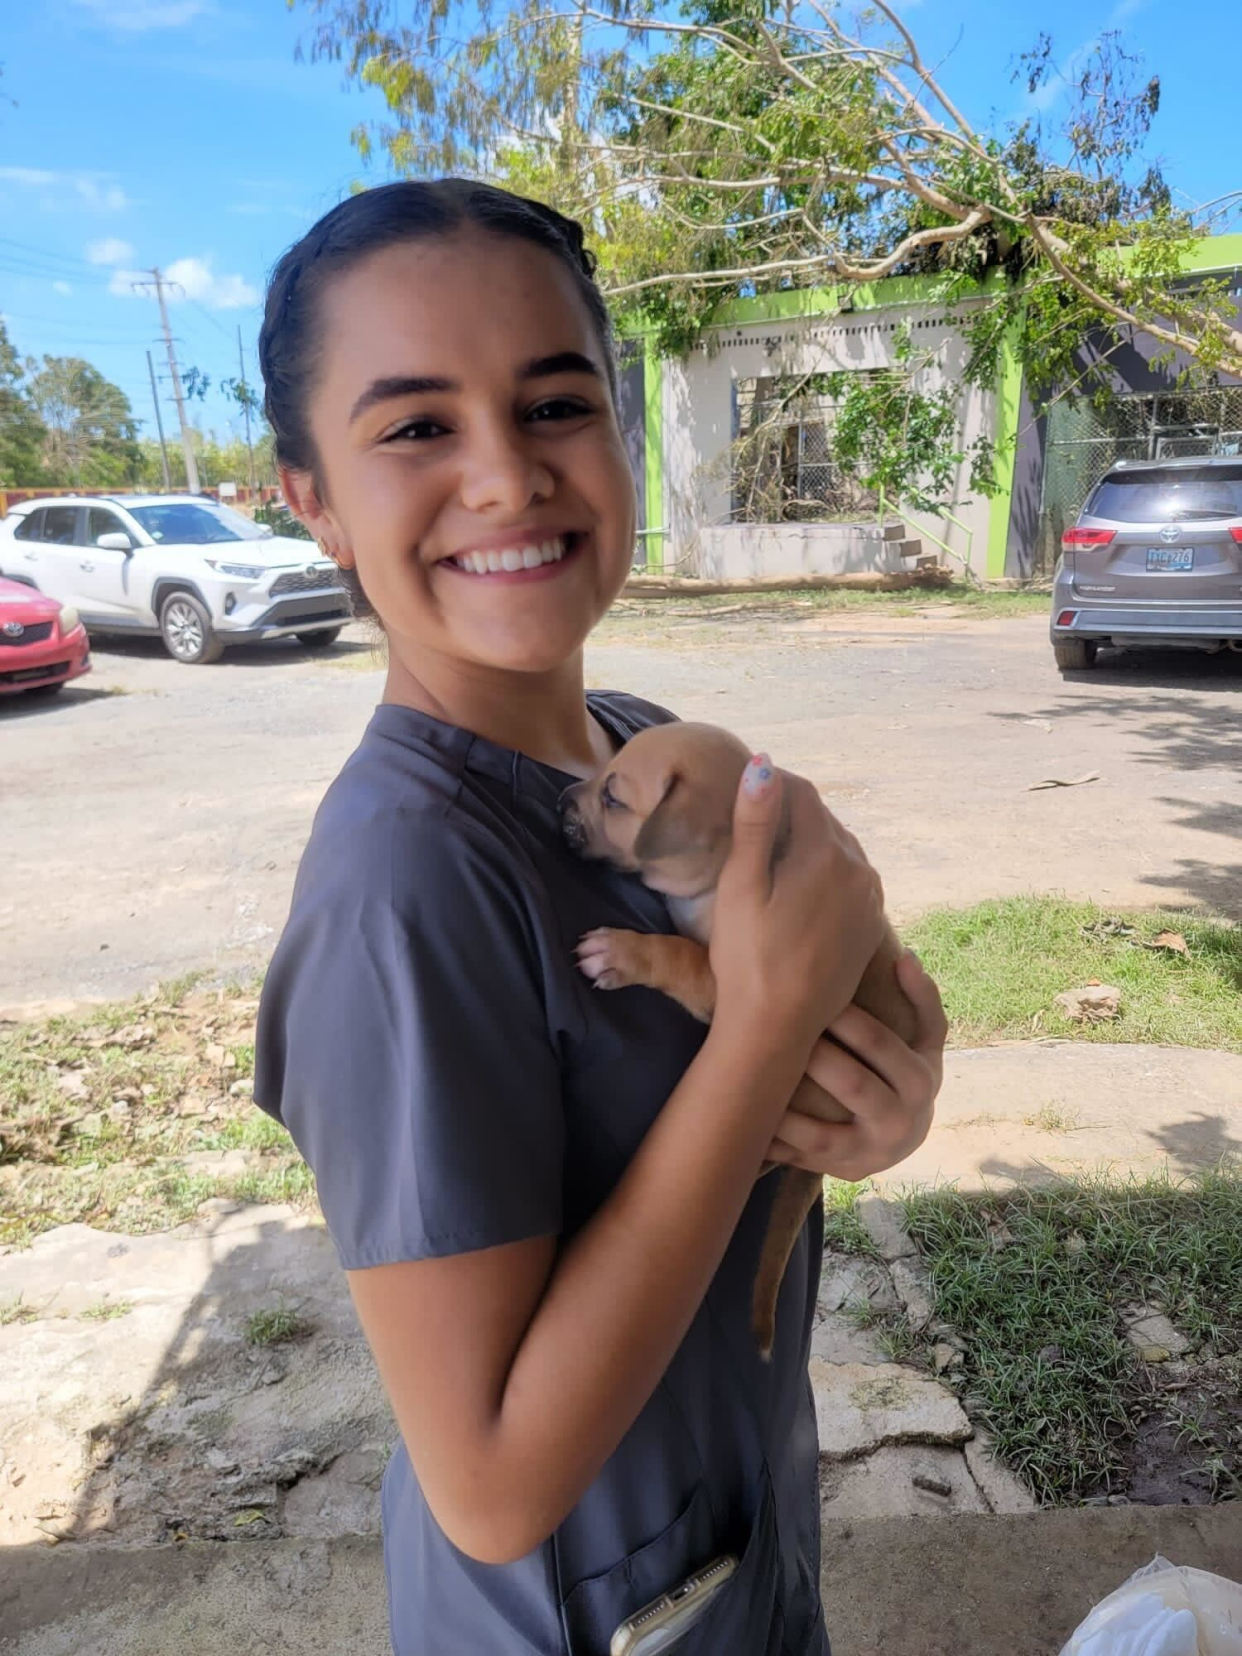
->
[752, 1167, 823, 1360]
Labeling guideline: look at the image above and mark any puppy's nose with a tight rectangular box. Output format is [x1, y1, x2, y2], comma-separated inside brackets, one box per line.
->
[560, 805, 587, 852]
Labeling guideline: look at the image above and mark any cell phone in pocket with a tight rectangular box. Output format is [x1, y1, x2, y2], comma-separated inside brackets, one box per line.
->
[609, 1555, 738, 1656]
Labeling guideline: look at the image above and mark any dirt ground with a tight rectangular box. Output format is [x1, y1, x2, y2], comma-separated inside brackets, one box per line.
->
[3, 602, 1241, 1012]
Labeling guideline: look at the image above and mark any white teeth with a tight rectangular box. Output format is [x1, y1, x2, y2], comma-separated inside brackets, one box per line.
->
[450, 535, 571, 574]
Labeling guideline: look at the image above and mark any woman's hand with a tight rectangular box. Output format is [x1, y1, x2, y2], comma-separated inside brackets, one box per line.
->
[765, 951, 946, 1183]
[709, 755, 887, 1058]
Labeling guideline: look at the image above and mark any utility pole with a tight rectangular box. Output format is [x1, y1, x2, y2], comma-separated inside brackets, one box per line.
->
[237, 325, 257, 492]
[133, 268, 199, 495]
[146, 349, 172, 490]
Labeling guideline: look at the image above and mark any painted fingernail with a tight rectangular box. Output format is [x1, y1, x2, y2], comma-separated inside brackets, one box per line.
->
[743, 753, 775, 799]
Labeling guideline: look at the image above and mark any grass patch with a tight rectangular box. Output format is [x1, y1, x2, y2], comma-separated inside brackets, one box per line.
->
[0, 1296, 39, 1326]
[905, 897, 1242, 1050]
[594, 583, 1046, 648]
[0, 975, 317, 1246]
[903, 1173, 1242, 1504]
[821, 1180, 875, 1254]
[245, 1306, 311, 1347]
[617, 582, 1047, 619]
[79, 1300, 133, 1322]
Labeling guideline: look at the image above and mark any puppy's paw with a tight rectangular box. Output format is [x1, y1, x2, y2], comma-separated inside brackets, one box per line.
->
[575, 928, 647, 992]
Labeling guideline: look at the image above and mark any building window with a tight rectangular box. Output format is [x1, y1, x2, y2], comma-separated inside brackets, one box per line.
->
[731, 375, 877, 524]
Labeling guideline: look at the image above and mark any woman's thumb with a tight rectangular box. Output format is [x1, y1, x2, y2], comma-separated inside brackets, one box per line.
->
[725, 753, 782, 896]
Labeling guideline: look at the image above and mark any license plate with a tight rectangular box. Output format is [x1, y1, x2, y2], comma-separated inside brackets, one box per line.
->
[1147, 547, 1194, 571]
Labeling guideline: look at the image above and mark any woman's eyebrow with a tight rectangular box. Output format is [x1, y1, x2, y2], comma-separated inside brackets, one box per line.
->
[349, 375, 454, 424]
[349, 353, 600, 425]
[519, 351, 600, 381]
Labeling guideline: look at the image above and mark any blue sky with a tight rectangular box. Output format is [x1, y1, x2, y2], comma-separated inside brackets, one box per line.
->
[0, 0, 1235, 444]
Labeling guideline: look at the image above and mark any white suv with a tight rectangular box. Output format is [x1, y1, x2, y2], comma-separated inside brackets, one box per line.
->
[0, 494, 351, 664]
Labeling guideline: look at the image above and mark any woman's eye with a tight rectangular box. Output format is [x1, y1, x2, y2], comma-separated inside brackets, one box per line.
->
[528, 397, 590, 423]
[385, 417, 448, 442]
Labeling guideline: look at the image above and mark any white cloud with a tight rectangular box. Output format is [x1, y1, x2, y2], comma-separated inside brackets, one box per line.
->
[75, 179, 130, 212]
[70, 0, 211, 30]
[0, 166, 57, 187]
[87, 237, 136, 266]
[227, 201, 308, 220]
[53, 280, 73, 296]
[109, 269, 146, 298]
[109, 256, 258, 310]
[0, 167, 129, 213]
[165, 256, 258, 309]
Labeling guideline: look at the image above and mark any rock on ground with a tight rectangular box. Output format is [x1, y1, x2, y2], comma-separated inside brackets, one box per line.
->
[810, 1361, 971, 1460]
[821, 1444, 988, 1520]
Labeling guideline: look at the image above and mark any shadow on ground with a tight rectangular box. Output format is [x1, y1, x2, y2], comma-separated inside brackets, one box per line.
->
[86, 635, 377, 671]
[0, 1206, 390, 1555]
[990, 647, 1242, 919]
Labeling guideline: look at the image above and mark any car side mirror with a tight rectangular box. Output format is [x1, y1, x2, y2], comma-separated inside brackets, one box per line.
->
[258, 523, 274, 538]
[96, 532, 133, 552]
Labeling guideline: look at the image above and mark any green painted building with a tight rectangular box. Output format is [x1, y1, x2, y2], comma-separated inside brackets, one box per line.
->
[621, 236, 1242, 581]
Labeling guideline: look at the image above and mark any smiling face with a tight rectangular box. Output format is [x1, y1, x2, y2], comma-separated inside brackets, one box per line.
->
[282, 229, 636, 677]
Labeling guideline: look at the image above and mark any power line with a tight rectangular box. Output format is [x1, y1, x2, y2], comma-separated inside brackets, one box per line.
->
[0, 307, 155, 335]
[0, 235, 113, 273]
[188, 297, 233, 339]
[0, 253, 115, 287]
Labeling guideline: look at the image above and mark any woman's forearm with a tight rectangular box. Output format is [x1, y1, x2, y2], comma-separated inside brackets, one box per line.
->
[475, 1022, 812, 1556]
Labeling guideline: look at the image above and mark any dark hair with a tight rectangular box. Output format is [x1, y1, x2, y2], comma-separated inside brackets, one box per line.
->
[258, 178, 616, 479]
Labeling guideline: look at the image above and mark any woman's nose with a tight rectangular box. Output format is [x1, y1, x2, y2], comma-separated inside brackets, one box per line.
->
[458, 424, 554, 514]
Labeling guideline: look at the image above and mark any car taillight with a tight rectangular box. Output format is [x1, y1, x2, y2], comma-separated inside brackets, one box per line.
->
[1229, 526, 1242, 543]
[1062, 528, 1116, 549]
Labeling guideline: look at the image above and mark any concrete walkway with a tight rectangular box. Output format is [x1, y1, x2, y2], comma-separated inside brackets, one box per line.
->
[874, 1041, 1242, 1192]
[4, 1508, 1241, 1656]
[3, 1039, 1240, 1649]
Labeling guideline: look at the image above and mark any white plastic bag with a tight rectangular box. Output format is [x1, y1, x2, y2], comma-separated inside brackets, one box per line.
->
[1060, 1557, 1242, 1656]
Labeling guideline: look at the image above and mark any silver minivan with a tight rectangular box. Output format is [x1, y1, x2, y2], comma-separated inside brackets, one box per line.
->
[1050, 456, 1242, 670]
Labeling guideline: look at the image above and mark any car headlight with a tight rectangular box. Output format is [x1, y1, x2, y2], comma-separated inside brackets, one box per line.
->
[204, 560, 266, 580]
[58, 605, 81, 634]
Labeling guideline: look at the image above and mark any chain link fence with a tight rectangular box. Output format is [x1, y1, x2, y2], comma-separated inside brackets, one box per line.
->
[1037, 389, 1242, 574]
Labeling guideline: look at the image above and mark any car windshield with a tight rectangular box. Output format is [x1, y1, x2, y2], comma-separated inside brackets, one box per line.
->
[127, 502, 269, 545]
[1088, 468, 1242, 523]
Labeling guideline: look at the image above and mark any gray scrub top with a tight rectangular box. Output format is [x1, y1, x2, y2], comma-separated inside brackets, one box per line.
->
[255, 694, 830, 1656]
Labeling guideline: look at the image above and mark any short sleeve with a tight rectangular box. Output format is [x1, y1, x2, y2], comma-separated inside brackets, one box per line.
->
[254, 811, 564, 1270]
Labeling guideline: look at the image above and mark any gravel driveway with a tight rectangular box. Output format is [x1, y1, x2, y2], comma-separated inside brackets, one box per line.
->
[4, 605, 1240, 1013]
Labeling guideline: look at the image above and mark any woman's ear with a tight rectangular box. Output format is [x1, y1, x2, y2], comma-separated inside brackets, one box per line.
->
[279, 465, 355, 569]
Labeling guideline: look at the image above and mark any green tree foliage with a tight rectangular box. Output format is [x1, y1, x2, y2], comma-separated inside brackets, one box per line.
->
[292, 0, 1242, 509]
[0, 320, 47, 486]
[25, 356, 140, 486]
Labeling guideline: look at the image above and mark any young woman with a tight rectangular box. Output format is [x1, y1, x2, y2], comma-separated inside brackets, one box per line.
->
[254, 179, 946, 1656]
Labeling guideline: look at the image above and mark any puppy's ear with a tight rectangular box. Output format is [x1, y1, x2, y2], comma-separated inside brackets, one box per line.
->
[634, 771, 724, 867]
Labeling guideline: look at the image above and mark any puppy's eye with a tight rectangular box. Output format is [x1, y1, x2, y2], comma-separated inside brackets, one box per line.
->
[601, 778, 625, 811]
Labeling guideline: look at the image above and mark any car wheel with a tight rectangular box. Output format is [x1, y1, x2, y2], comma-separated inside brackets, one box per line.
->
[296, 628, 343, 649]
[1053, 639, 1098, 671]
[160, 592, 224, 664]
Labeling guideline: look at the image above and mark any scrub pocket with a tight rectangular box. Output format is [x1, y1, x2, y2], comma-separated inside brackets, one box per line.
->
[560, 1474, 784, 1656]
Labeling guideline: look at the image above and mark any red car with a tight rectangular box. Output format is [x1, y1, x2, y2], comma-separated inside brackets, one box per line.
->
[0, 577, 91, 698]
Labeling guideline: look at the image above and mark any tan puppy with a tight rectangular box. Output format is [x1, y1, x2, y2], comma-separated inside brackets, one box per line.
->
[560, 722, 916, 1358]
